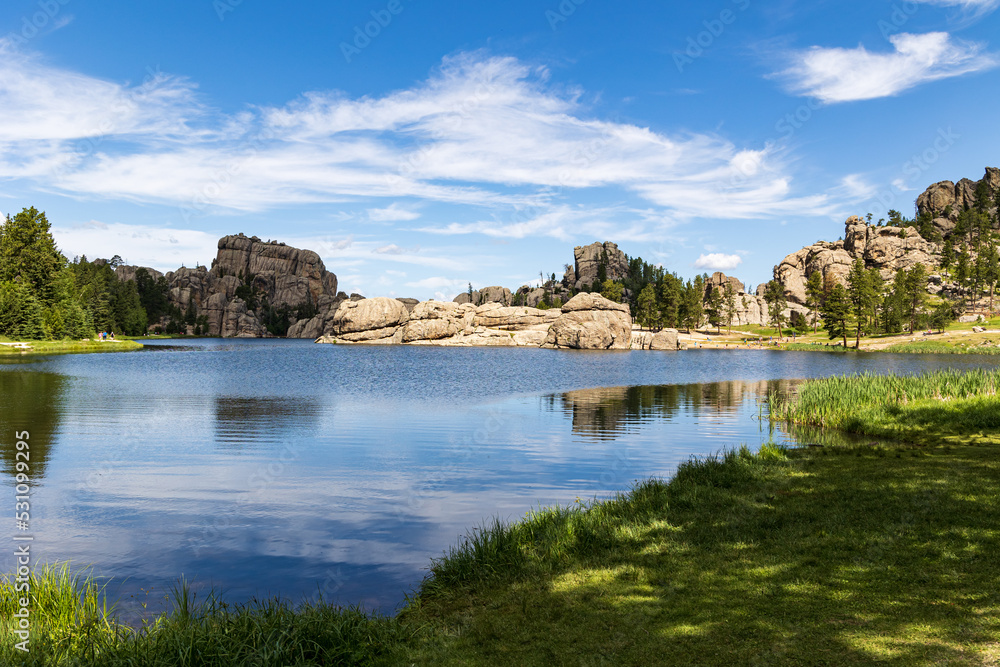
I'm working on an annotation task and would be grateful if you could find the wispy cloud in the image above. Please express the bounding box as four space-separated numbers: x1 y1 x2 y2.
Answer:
0 44 828 232
367 204 420 221
51 221 219 271
911 0 999 13
777 32 997 103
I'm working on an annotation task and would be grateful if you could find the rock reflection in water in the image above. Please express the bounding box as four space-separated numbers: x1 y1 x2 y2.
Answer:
214 397 322 450
550 380 799 440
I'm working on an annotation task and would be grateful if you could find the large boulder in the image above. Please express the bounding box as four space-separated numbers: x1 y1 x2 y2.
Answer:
650 329 680 351
706 272 744 295
328 297 409 342
544 293 632 350
472 303 561 329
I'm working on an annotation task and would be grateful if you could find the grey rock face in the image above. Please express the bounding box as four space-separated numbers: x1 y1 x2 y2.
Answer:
916 167 999 221
568 242 629 291
114 233 341 337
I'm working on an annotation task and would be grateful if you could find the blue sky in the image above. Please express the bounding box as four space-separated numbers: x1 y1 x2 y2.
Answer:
1 0 998 300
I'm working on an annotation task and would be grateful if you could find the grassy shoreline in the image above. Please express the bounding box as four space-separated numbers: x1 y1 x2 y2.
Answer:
4 370 1000 664
0 339 144 356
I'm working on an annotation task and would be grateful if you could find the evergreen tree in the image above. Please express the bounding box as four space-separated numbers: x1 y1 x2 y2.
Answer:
846 259 877 348
722 282 737 333
820 283 852 348
680 278 703 332
0 207 66 307
600 280 624 304
0 281 47 339
636 284 658 330
805 271 824 332
903 264 928 332
705 287 724 334
763 280 786 336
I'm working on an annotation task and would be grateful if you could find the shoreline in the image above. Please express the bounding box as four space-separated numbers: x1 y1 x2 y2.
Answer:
0 339 144 356
4 369 999 663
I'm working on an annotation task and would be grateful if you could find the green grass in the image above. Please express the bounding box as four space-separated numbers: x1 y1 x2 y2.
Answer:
402 440 1000 665
1 566 406 666
883 340 1000 355
0 339 143 356
780 342 849 352
768 369 1000 444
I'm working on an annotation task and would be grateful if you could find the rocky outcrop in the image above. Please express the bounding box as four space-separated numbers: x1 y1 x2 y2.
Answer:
212 235 338 309
453 286 512 306
221 298 264 338
317 293 646 351
916 167 999 222
114 233 342 337
774 216 940 306
567 242 629 291
114 265 163 283
543 293 632 350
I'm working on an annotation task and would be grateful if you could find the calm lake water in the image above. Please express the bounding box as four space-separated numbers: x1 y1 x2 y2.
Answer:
1 339 998 620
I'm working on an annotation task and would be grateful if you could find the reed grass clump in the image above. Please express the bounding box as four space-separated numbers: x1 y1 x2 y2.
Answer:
768 368 1000 441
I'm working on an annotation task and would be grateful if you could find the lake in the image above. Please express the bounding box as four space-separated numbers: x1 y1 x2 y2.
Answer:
1 339 997 621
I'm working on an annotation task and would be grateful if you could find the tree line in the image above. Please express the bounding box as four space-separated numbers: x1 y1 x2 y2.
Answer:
0 207 183 340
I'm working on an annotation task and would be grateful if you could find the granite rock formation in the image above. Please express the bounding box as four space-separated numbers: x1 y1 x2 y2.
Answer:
115 234 341 337
542 293 632 350
774 216 939 306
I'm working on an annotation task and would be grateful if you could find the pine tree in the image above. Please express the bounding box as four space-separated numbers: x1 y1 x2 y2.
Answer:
706 287 724 334
763 280 786 337
636 284 658 331
820 283 852 348
805 271 823 332
846 259 877 348
722 282 737 333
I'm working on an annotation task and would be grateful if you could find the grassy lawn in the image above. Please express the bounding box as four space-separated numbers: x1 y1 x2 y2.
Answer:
0 338 143 356
3 370 1000 665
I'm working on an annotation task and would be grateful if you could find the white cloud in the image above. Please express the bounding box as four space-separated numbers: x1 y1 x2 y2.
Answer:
51 221 220 272
367 204 420 221
0 44 829 231
839 174 878 200
373 244 420 255
694 253 743 271
778 32 997 103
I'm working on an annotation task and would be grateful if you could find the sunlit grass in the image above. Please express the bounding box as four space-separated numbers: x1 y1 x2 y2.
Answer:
0 566 405 666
